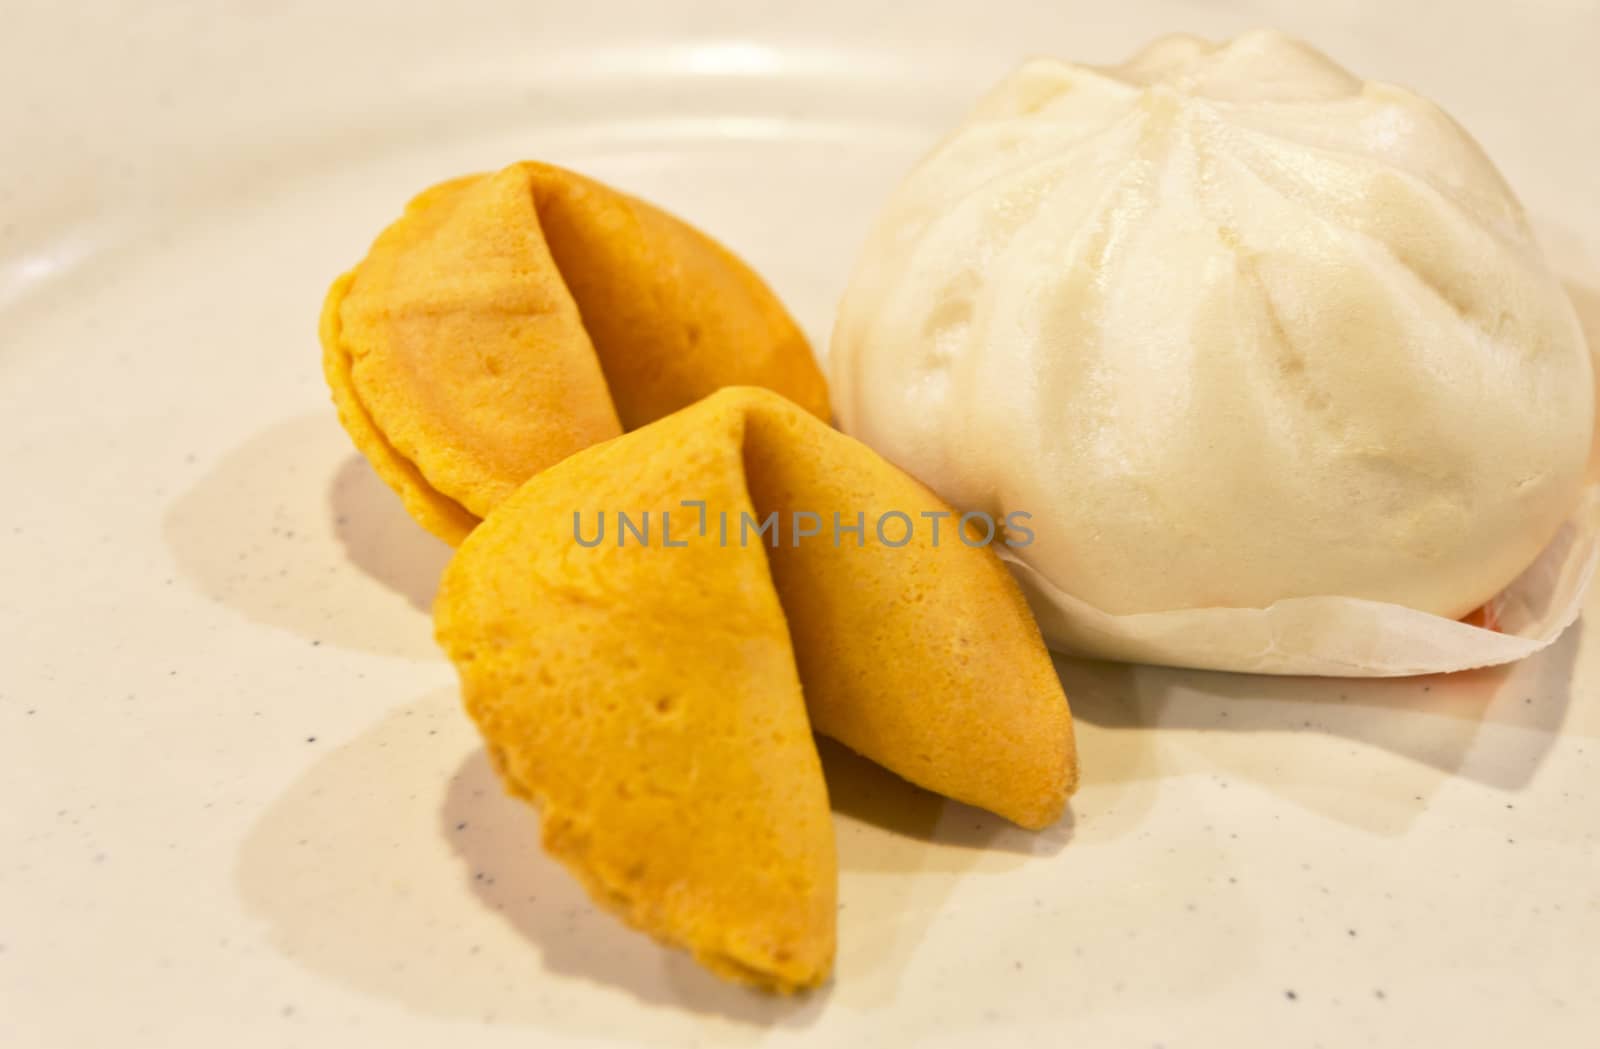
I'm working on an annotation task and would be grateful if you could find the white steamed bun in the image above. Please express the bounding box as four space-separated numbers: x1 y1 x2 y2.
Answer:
831 29 1592 628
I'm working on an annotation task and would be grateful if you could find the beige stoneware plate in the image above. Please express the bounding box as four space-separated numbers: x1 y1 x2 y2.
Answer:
3 1 1597 1046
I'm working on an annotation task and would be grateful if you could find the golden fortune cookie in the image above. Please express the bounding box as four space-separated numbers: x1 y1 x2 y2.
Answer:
321 162 831 544
434 386 1077 991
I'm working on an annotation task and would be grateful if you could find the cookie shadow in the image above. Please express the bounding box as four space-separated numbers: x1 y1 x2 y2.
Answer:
328 451 452 613
440 748 831 1027
815 736 1072 863
439 737 1070 1013
238 690 826 1039
163 413 449 659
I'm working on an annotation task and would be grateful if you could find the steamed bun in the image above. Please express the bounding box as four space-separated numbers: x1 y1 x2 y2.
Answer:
831 30 1593 627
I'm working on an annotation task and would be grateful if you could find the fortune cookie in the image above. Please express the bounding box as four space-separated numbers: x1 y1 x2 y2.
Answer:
435 386 1077 991
322 162 831 544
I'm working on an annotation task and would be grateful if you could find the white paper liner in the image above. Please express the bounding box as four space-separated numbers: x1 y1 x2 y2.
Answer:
1002 485 1600 677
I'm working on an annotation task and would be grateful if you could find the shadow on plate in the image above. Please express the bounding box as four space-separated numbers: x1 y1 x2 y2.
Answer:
163 413 449 659
438 747 833 1026
440 737 1066 1010
238 689 828 1036
328 452 454 612
238 686 1070 1028
814 736 1071 862
1059 618 1584 839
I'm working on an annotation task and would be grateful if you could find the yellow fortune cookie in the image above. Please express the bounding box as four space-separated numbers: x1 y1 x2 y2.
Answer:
435 386 1077 991
321 162 831 545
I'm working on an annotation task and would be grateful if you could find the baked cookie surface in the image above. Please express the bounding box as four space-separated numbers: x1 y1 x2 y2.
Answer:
435 387 1076 990
323 162 830 543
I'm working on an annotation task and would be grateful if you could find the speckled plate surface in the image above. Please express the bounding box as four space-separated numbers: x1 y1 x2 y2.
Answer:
3 2 1599 1047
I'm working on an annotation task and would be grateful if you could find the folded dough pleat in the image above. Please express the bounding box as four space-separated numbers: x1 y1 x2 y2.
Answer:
330 169 623 522
740 399 1078 830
